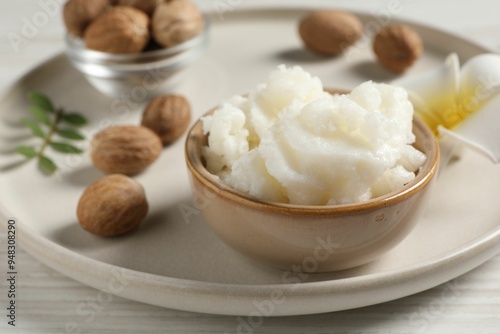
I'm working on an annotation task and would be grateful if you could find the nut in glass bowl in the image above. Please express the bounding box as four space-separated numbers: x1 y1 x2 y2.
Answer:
185 108 440 272
65 16 209 98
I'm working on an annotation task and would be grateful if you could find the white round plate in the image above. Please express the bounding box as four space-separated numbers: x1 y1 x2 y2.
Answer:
0 8 499 316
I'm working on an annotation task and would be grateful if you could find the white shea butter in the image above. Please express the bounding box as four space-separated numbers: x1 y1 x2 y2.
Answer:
202 65 426 205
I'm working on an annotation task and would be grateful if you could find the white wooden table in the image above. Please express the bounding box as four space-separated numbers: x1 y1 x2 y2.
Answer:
1 1 499 333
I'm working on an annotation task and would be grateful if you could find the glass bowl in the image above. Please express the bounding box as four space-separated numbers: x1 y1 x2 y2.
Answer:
65 17 210 98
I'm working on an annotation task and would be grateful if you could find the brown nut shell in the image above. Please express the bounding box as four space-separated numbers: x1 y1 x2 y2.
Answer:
77 174 148 237
141 95 191 145
373 24 423 73
152 0 204 47
91 125 163 175
115 0 162 15
84 6 150 54
299 10 363 56
63 0 110 37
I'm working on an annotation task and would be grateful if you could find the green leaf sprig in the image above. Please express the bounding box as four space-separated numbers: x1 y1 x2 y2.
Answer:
15 92 88 175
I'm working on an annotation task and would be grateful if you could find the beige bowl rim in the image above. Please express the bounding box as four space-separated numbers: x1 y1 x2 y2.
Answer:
185 106 440 216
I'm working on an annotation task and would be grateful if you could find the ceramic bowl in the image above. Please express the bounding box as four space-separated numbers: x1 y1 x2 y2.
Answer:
185 109 440 272
65 17 209 98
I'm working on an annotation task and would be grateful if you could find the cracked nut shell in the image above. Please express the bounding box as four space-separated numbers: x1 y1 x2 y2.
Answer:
141 95 191 145
373 24 423 73
77 174 148 237
91 125 163 175
299 10 363 56
63 0 110 37
84 6 150 54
